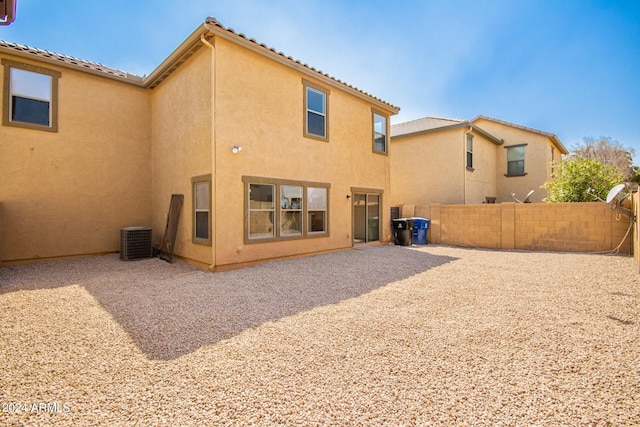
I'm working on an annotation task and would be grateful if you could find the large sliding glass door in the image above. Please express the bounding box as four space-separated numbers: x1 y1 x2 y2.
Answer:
353 192 380 244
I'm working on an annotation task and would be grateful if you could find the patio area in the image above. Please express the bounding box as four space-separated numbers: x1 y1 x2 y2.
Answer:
1 245 638 426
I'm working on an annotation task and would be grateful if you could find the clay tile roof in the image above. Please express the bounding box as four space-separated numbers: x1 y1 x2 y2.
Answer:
472 115 568 154
0 40 140 82
203 17 400 113
391 116 466 137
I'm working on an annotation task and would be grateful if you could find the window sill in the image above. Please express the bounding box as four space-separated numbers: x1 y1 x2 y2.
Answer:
245 233 329 244
504 173 528 177
466 167 475 172
303 133 329 142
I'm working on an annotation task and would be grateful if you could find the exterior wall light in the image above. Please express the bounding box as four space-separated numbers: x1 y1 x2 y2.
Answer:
232 145 242 153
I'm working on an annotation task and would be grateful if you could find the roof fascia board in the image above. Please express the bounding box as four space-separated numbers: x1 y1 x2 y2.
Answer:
470 124 503 146
144 23 211 89
391 122 470 140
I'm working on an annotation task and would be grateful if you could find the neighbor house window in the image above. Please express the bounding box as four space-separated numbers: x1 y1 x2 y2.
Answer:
551 146 556 175
466 133 474 169
192 175 212 245
372 110 388 154
303 79 329 140
2 59 60 132
243 176 330 243
506 144 527 176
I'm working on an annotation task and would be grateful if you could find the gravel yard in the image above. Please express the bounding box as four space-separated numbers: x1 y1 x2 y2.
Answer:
1 245 638 426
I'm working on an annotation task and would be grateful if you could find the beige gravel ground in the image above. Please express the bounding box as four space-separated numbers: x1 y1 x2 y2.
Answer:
0 245 638 426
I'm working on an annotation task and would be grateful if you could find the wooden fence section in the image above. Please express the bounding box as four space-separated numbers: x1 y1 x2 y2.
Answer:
399 202 633 255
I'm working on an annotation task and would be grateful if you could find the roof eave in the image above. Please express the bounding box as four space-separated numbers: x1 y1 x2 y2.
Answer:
391 122 469 140
0 42 144 86
145 17 399 114
473 115 567 153
143 23 211 89
470 124 504 146
391 121 503 145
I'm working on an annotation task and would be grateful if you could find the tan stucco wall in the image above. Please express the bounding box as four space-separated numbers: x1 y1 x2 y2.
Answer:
210 37 393 269
390 128 498 206
150 47 213 266
474 118 557 203
390 129 465 206
0 54 151 263
465 131 498 203
402 202 633 255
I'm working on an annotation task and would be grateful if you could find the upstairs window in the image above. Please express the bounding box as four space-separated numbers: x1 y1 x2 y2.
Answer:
303 79 329 140
373 111 388 154
2 59 60 132
506 144 527 176
466 134 474 169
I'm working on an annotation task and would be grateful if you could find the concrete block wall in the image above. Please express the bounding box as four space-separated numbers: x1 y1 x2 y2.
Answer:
399 201 633 255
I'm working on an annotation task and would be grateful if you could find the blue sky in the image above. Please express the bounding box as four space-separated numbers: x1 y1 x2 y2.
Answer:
3 0 639 160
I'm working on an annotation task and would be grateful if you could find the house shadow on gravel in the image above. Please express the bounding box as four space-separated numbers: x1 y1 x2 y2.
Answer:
0 245 457 360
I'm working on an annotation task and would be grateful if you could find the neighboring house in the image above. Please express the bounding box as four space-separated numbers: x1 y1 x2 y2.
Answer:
390 115 568 206
471 115 568 203
0 17 399 269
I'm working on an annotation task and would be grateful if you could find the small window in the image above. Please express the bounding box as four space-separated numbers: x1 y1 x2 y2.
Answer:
2 59 60 132
192 175 212 245
551 146 556 175
506 145 526 176
373 111 387 154
466 134 474 169
303 80 329 140
249 183 275 239
307 187 327 233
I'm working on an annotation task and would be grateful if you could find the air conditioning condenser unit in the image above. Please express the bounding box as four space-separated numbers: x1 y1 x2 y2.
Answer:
120 227 152 261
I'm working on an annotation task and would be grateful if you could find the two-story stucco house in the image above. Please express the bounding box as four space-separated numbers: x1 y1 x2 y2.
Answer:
0 17 399 269
390 115 568 206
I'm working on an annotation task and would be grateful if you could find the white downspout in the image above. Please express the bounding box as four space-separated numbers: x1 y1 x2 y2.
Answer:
201 35 217 270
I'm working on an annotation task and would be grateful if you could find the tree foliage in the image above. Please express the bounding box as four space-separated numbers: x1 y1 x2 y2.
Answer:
542 158 625 202
569 136 635 181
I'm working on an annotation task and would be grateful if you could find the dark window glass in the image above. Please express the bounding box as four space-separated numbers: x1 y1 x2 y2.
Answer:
195 212 209 239
307 111 325 137
11 96 50 126
508 160 525 175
